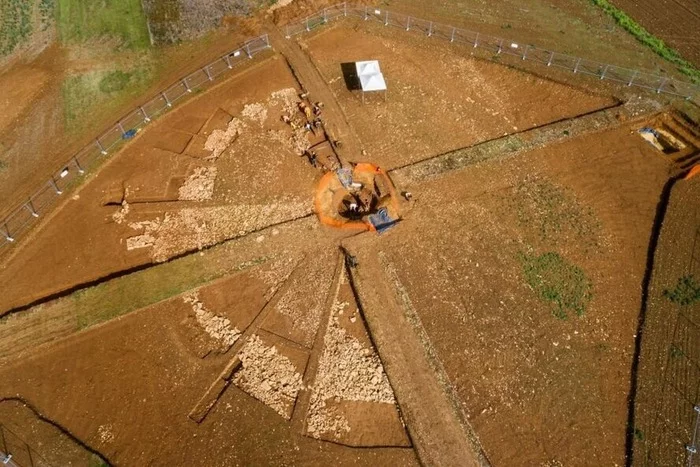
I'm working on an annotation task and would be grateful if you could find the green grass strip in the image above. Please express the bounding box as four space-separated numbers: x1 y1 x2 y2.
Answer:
57 0 150 49
591 0 700 83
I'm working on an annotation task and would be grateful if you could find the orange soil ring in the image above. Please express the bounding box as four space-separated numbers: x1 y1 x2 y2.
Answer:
313 163 400 231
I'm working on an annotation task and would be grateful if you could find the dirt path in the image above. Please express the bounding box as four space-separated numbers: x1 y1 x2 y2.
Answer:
389 97 662 186
266 26 363 162
343 242 489 467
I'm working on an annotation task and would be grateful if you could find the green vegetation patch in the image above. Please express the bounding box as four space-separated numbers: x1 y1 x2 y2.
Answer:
39 0 55 31
591 0 700 83
663 275 700 306
57 0 150 49
511 176 602 250
520 251 593 319
61 67 151 130
74 256 267 330
0 0 33 56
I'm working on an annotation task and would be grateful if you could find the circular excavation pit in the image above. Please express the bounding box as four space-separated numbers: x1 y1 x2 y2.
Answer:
314 162 401 232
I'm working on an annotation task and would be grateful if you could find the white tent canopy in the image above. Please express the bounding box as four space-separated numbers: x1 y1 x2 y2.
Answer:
354 60 387 103
355 60 387 93
359 73 387 92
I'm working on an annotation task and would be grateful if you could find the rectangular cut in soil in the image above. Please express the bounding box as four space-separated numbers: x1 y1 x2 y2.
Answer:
197 273 270 332
123 148 194 203
151 129 195 154
170 114 208 134
184 134 213 159
200 108 234 137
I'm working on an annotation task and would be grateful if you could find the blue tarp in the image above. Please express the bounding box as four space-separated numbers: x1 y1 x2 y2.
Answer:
368 208 398 234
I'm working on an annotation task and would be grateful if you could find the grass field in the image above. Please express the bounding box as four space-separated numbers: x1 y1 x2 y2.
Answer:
591 0 700 83
61 66 153 130
57 0 150 48
0 0 34 56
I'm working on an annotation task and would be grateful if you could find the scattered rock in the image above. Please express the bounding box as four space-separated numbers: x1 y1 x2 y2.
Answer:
183 291 241 349
233 334 305 419
179 166 218 201
112 200 130 224
307 278 396 439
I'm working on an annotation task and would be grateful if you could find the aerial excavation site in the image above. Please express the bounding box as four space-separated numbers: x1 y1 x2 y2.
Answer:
0 0 698 465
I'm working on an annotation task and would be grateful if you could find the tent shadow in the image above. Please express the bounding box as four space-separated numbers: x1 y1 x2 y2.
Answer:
340 62 362 91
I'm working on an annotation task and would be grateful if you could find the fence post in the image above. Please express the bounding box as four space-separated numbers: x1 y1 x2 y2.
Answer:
117 122 126 137
245 43 252 59
49 178 63 195
428 22 433 37
263 34 270 48
286 25 291 38
25 200 39 218
323 8 327 23
627 70 638 86
183 78 192 93
600 65 609 79
385 10 389 26
522 45 529 60
497 38 503 54
140 106 150 122
687 405 700 465
1 224 12 242
95 139 107 155
573 58 581 73
656 77 668 94
473 33 479 48
161 91 172 107
344 2 347 17
224 55 232 69
364 6 368 20
406 16 411 31
204 66 213 81
546 51 554 66
450 27 456 42
73 157 85 174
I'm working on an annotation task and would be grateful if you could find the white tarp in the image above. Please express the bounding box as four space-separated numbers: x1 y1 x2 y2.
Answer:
355 60 387 92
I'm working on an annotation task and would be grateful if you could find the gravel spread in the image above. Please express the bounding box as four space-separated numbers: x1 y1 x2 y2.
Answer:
252 254 302 301
270 88 300 114
233 334 305 419
306 275 396 439
273 251 333 347
178 166 218 201
112 200 130 224
241 102 268 127
125 199 311 262
183 291 241 349
205 118 246 160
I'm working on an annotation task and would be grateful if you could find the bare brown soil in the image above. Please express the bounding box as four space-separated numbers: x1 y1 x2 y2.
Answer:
0 399 102 466
633 175 700 466
0 276 417 465
302 24 617 169
344 120 671 465
610 0 700 66
0 56 317 313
